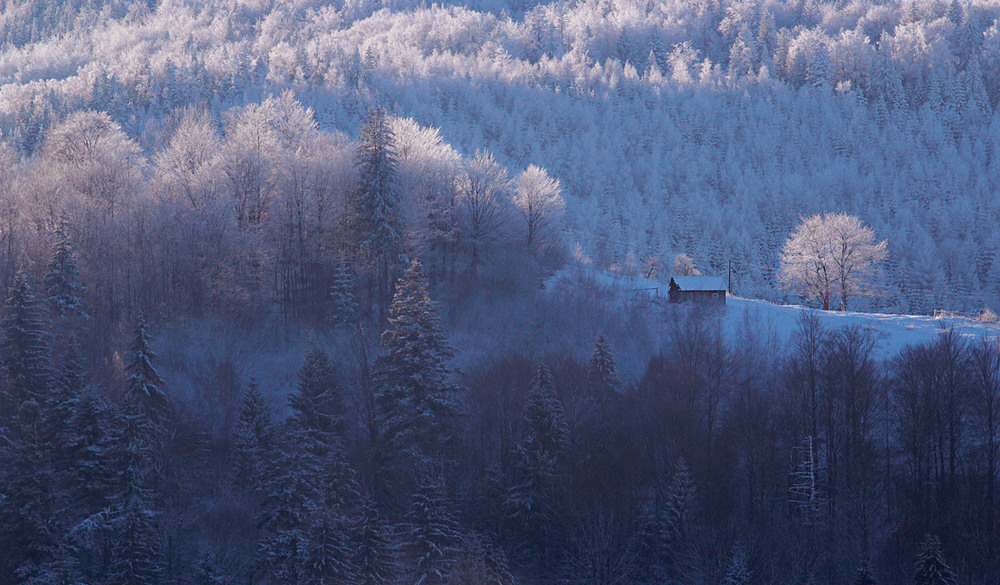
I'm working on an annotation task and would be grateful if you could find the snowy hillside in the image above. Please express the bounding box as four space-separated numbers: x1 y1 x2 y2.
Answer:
548 264 1000 360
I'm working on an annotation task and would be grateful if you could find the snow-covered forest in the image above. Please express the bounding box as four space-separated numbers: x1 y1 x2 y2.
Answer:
2 0 1000 583
0 0 999 311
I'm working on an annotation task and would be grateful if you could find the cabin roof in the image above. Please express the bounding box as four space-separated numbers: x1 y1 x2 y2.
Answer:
669 276 726 292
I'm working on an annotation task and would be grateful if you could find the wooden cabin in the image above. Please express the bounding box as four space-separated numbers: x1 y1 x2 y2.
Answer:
668 276 727 305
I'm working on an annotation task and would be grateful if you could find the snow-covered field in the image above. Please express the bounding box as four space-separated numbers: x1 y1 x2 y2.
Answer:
548 265 1000 360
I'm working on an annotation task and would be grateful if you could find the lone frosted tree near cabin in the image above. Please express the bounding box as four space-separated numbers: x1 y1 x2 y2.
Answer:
779 213 886 311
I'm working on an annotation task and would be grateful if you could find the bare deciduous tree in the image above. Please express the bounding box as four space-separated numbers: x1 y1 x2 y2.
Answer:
780 213 886 311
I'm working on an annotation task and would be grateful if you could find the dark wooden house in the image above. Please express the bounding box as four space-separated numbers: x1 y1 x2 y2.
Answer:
668 276 727 305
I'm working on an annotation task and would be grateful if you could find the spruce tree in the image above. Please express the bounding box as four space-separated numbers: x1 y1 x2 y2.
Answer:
353 106 404 323
375 260 459 470
124 313 166 422
586 334 619 404
405 472 461 585
329 256 358 327
109 494 162 585
43 220 86 319
353 497 396 585
2 271 52 407
914 535 957 585
289 341 344 442
505 363 568 581
231 378 272 490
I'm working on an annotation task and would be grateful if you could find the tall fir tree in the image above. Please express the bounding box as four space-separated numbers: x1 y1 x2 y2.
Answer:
405 472 461 585
353 106 404 323
124 313 166 422
231 378 272 491
914 535 958 585
505 363 568 581
109 494 162 585
43 220 86 320
329 256 358 327
375 260 460 473
2 271 52 408
353 497 396 585
585 334 619 404
289 341 344 442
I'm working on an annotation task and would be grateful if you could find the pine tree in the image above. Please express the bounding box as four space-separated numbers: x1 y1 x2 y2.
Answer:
124 313 165 422
353 106 404 323
405 473 460 585
353 497 397 585
289 341 344 442
329 256 358 327
43 220 86 319
505 363 568 581
375 260 459 469
2 271 52 408
914 535 958 585
586 334 619 408
109 494 162 585
231 378 272 490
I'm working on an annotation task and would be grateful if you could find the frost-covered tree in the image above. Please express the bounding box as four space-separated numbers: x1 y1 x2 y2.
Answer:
329 256 358 327
512 164 563 249
125 313 166 421
109 494 163 585
914 535 957 585
405 472 461 585
353 497 396 585
722 542 751 585
353 106 404 323
375 260 459 470
231 378 272 490
458 150 510 275
289 341 344 442
779 213 887 310
43 220 86 319
672 253 701 276
2 271 51 406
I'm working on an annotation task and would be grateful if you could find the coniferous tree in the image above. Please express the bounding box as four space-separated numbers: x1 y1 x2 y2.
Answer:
329 256 358 327
109 494 162 585
2 271 52 408
353 106 404 323
405 472 461 585
231 378 272 490
375 260 460 473
125 313 166 422
289 341 344 442
505 363 568 581
353 497 397 585
43 220 86 319
914 535 958 585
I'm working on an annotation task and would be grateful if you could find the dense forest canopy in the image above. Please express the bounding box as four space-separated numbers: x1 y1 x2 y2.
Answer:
2 0 1000 584
0 0 999 312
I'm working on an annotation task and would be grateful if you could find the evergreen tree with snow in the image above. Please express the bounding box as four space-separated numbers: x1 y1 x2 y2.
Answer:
914 535 957 585
231 378 272 490
375 260 460 472
352 106 404 324
586 334 619 407
2 270 52 407
353 497 397 585
109 494 162 585
43 220 86 319
329 256 358 327
405 472 461 585
125 313 166 422
289 341 344 442
505 362 568 581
